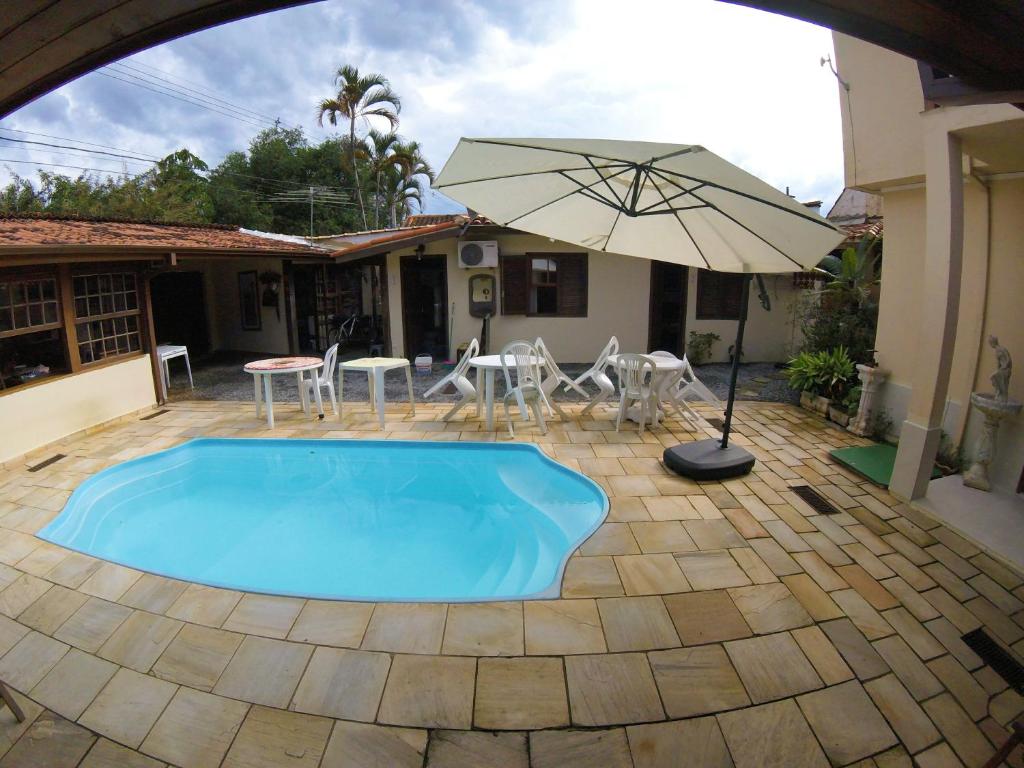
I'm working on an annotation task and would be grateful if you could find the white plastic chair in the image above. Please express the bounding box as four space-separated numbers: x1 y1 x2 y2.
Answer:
423 338 479 421
614 353 658 435
534 337 587 419
572 336 619 415
678 355 724 409
660 354 722 427
302 343 339 415
500 340 548 437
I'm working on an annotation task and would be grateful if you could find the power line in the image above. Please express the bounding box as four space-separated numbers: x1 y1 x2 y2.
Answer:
0 146 153 170
0 127 161 160
106 63 278 127
0 136 155 163
94 71 272 130
0 158 145 177
111 61 282 125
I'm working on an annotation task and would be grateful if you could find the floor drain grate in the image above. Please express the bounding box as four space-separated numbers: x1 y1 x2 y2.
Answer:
962 628 1024 694
790 485 841 515
140 409 169 421
28 454 65 472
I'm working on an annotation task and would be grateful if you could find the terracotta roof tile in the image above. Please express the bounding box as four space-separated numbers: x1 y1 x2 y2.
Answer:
403 213 495 227
0 214 321 254
838 219 883 246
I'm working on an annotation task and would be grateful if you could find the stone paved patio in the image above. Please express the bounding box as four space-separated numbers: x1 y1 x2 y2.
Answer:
0 399 1021 767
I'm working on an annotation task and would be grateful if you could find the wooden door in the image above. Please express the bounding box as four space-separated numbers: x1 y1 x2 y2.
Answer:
647 262 688 357
400 255 448 360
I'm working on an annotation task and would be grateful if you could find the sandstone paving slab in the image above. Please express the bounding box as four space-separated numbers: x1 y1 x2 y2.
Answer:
140 687 249 768
221 705 332 768
319 720 426 768
377 655 476 730
150 622 242 691
796 680 897 765
728 582 813 634
565 653 664 726
290 647 391 722
212 635 312 708
424 730 528 768
79 668 177 749
29 647 117 721
663 590 752 646
287 600 373 647
717 699 829 768
474 656 569 730
597 596 680 651
649 645 750 718
864 673 941 754
528 728 633 768
725 633 823 703
626 717 734 768
441 602 523 656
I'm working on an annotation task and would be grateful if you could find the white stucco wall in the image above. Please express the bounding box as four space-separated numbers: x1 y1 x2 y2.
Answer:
384 233 804 364
0 355 156 464
194 257 291 355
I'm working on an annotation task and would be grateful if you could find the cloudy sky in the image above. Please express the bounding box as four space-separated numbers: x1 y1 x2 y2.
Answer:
0 0 845 215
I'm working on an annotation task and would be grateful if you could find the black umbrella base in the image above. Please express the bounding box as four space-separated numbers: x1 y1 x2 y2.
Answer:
664 439 755 480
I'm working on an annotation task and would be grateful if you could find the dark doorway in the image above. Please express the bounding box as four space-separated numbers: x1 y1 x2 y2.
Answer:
648 262 688 357
401 255 448 360
647 264 688 360
151 271 209 354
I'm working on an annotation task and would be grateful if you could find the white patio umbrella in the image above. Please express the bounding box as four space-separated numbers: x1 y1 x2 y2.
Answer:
435 137 845 479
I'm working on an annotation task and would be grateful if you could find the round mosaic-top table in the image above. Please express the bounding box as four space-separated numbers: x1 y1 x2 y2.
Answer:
244 356 324 429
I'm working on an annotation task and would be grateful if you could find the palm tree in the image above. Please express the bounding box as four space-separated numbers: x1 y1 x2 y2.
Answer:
388 139 434 227
365 129 405 229
316 65 401 229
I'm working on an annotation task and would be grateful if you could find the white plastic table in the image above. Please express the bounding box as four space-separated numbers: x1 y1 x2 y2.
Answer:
469 354 546 431
244 356 324 429
338 357 415 429
156 344 193 400
607 353 684 424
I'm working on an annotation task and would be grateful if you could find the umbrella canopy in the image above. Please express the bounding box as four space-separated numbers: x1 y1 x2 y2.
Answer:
434 137 844 273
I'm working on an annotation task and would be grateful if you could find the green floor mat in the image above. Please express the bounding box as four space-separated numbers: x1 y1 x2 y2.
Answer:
830 443 941 487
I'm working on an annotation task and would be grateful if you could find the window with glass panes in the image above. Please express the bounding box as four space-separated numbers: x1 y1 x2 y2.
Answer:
73 272 142 363
0 276 61 336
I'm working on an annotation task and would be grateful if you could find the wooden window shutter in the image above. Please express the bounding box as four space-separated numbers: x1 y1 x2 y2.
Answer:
501 254 528 315
556 253 588 317
696 270 744 320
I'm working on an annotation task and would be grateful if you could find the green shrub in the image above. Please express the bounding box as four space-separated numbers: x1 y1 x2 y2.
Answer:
818 346 855 400
786 351 825 394
786 346 855 400
687 331 720 365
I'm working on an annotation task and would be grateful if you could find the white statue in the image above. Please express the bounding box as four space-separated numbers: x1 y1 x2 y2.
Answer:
989 335 1011 403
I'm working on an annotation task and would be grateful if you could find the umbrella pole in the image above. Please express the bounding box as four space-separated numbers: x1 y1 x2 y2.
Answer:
719 274 752 450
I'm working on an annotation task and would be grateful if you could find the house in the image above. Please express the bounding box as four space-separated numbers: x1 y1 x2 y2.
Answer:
0 214 327 464
314 212 817 366
832 33 1024 534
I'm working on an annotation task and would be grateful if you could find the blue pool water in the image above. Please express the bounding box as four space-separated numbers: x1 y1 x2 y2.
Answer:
40 438 607 601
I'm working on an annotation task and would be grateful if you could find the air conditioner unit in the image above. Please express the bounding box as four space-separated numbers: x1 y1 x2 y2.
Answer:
458 240 498 269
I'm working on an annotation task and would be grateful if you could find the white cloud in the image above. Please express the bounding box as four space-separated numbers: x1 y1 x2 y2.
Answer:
0 0 844 211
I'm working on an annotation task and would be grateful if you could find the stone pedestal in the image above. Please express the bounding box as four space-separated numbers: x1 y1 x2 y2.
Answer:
963 392 1022 491
849 365 887 437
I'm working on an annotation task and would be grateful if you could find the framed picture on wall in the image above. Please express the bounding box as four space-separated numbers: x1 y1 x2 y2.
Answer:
238 270 261 331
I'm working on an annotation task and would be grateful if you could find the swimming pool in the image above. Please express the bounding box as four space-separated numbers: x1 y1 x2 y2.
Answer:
40 438 608 601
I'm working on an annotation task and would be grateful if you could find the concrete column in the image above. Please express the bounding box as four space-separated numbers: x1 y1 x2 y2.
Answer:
890 128 965 500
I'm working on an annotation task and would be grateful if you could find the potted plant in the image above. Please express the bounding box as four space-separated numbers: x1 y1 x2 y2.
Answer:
830 384 860 428
785 351 824 410
817 346 855 416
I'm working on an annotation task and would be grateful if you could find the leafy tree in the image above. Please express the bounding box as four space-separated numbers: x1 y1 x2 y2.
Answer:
317 65 401 229
801 231 882 364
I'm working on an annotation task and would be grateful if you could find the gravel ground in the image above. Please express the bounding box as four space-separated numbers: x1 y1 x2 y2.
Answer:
165 351 796 405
